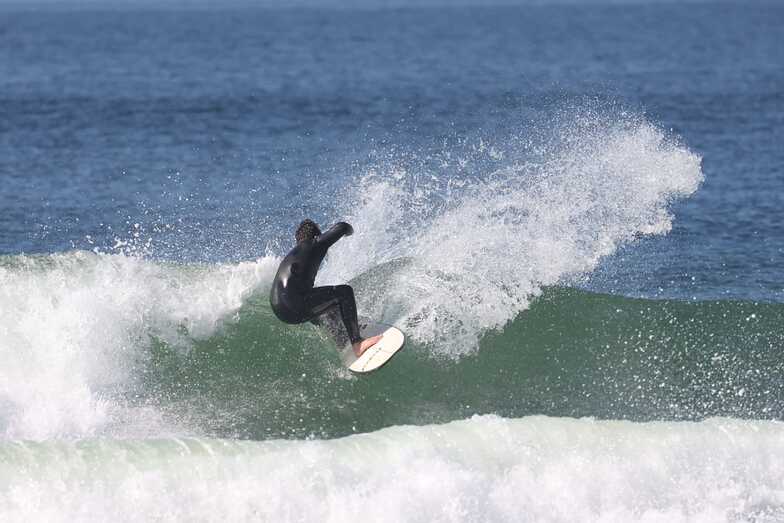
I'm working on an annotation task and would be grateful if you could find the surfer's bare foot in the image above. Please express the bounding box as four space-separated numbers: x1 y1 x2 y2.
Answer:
353 335 383 357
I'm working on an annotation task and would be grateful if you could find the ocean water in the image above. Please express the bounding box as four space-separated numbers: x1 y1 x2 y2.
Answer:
1 1 783 521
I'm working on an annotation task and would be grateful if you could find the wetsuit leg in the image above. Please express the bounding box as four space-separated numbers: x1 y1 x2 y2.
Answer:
304 285 362 344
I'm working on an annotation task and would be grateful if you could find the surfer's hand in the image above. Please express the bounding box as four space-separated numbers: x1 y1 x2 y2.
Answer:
340 222 354 236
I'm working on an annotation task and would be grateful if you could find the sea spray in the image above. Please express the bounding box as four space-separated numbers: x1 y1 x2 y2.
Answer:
320 110 703 355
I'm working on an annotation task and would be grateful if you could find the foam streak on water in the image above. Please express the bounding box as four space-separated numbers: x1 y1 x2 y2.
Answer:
321 112 703 355
2 415 783 523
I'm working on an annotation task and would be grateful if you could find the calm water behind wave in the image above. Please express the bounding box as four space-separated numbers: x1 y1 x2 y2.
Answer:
1 3 782 301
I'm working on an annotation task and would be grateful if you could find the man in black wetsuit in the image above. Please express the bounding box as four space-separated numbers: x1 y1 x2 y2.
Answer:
270 219 382 356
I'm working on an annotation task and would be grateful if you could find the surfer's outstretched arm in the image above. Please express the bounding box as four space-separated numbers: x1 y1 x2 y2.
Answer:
316 222 353 250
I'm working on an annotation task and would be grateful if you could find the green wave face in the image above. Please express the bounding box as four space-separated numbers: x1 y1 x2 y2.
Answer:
138 288 784 440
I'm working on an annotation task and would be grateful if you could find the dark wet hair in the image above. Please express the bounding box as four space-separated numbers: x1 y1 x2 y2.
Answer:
295 219 321 242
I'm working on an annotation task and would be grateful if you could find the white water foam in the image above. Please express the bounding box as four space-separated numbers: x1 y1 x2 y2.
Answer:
320 111 703 355
1 415 782 523
0 252 279 440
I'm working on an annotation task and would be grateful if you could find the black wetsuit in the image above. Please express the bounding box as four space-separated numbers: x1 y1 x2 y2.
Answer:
269 222 362 344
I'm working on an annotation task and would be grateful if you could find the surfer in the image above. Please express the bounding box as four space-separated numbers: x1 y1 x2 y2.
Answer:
270 219 383 356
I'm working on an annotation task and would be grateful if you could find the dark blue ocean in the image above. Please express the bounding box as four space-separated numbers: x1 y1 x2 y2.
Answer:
3 2 782 300
1 2 783 521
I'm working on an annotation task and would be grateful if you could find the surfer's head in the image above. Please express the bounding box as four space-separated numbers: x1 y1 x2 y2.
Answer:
295 219 321 242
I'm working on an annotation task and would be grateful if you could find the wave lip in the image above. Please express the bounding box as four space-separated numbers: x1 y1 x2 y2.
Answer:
1 415 783 523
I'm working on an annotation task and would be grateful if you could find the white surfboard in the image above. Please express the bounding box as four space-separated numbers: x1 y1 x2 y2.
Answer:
340 321 405 373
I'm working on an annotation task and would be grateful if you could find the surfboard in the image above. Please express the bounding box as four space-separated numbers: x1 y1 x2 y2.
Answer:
339 320 405 373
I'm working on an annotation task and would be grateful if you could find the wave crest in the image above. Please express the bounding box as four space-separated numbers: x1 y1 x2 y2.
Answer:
0 252 277 440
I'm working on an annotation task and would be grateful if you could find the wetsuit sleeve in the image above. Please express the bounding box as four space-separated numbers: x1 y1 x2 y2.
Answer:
316 222 353 250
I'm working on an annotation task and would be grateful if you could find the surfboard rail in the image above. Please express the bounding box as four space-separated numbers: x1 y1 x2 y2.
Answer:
340 321 405 373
